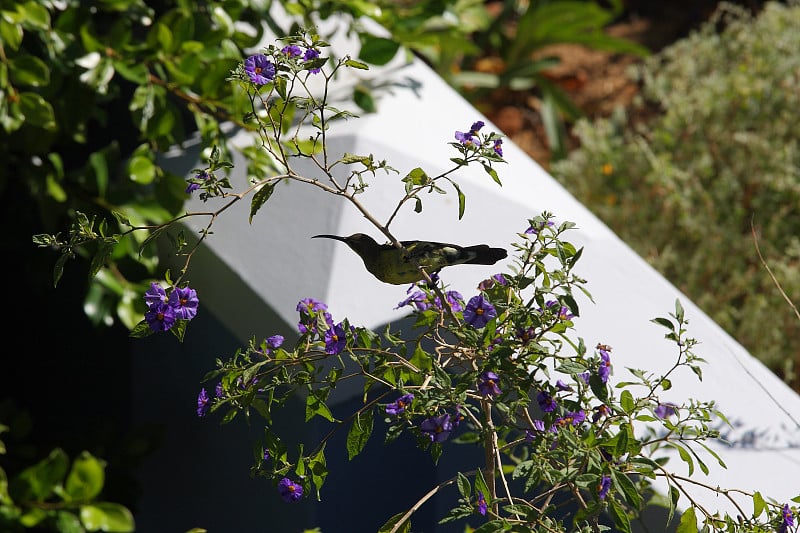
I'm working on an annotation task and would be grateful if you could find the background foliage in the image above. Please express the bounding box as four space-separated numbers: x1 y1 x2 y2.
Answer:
551 1 800 390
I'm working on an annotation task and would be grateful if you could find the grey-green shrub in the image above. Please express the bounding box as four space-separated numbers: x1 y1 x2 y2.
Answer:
551 1 800 387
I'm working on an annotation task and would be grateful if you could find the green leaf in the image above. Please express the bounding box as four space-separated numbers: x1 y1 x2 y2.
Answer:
611 470 641 509
18 92 55 130
482 163 502 186
607 499 632 533
0 18 24 51
13 448 69 501
346 408 373 460
751 491 766 518
9 54 50 87
305 389 335 422
619 389 634 414
452 181 466 219
308 446 328 500
378 511 411 533
249 182 275 223
456 472 470 498
127 155 155 185
676 507 698 533
353 84 376 113
80 502 135 532
358 35 400 65
344 58 369 70
65 451 105 502
402 167 429 186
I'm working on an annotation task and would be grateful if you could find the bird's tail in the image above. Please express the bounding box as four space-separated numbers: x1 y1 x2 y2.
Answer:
462 245 507 265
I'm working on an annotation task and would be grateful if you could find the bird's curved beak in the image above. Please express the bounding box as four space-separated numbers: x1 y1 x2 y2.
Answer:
312 234 346 242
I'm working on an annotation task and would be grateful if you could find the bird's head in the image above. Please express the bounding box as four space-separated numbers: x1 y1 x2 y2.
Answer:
312 233 380 257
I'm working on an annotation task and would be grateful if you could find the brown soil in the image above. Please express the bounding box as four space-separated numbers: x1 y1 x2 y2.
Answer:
479 0 770 169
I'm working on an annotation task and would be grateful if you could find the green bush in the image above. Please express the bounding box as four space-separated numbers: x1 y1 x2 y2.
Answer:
550 1 800 388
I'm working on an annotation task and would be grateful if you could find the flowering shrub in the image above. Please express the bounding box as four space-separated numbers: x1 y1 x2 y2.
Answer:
32 29 799 533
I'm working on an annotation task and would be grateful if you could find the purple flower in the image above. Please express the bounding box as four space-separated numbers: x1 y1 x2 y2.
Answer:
525 220 554 234
478 273 507 291
277 477 303 503
463 295 497 328
185 170 209 193
556 380 572 392
196 388 210 417
145 301 176 332
168 286 199 320
579 371 591 384
455 130 477 147
516 326 535 344
297 297 328 314
554 410 586 428
537 391 557 412
266 334 284 352
396 290 431 311
478 371 501 397
436 290 465 312
597 348 612 383
493 138 503 156
420 413 453 443
281 45 303 57
598 475 612 500
779 504 794 533
244 54 275 85
215 382 225 398
592 404 611 422
470 121 485 134
303 48 322 73
324 321 346 354
452 405 465 427
476 491 487 516
386 393 414 415
654 402 678 419
263 449 270 461
144 282 168 307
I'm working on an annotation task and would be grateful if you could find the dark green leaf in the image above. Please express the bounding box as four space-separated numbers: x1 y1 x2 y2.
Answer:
250 182 276 223
346 408 374 460
358 35 400 65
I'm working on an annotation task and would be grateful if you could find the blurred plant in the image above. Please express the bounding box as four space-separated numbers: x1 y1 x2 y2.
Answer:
0 423 134 532
270 0 649 160
550 1 800 389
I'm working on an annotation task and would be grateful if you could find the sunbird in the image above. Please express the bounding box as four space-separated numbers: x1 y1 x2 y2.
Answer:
312 233 507 285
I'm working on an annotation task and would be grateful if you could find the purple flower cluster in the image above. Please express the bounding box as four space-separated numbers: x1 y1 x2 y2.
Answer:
185 169 210 194
281 45 322 73
396 287 464 313
454 120 504 157
296 297 348 355
144 282 199 332
386 393 414 416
